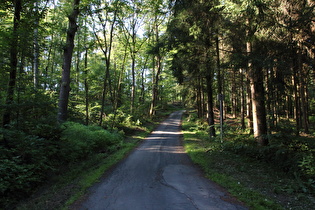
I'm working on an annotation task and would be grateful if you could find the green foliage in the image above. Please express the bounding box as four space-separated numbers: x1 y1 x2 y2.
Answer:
182 114 315 209
0 129 57 208
103 109 141 128
13 110 166 210
184 112 315 196
60 122 124 162
0 120 125 208
222 132 315 182
299 153 315 177
182 122 283 209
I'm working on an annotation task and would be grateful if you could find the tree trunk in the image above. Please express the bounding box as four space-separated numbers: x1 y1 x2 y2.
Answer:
95 10 117 126
292 50 301 136
250 65 268 146
149 21 162 116
215 33 222 95
149 55 162 116
266 66 274 130
206 74 216 137
84 47 89 125
232 68 237 118
246 41 253 134
240 69 246 129
2 0 22 131
33 1 40 89
196 77 203 118
57 0 80 122
130 22 137 114
130 54 136 114
298 45 309 133
115 48 128 110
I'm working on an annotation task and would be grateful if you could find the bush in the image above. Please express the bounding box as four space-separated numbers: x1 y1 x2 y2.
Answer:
0 121 125 208
0 129 57 208
222 132 315 194
102 109 142 129
60 122 124 162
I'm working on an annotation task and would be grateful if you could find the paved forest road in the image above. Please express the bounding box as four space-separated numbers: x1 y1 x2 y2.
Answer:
73 110 247 210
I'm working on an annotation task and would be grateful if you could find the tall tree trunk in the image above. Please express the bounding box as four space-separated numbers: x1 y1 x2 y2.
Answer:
206 73 215 137
33 1 40 89
84 47 89 125
216 33 222 95
250 64 268 146
3 0 22 130
292 50 301 135
196 77 203 118
266 66 274 130
149 54 162 116
130 18 137 114
240 69 246 129
206 53 216 137
115 48 128 110
246 41 254 134
150 21 162 116
130 49 136 114
232 68 237 118
298 45 309 133
98 10 116 126
75 26 81 87
57 0 80 122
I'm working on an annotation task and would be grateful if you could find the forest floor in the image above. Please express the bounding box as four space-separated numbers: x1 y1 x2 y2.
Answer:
14 110 174 210
15 109 315 210
182 111 315 209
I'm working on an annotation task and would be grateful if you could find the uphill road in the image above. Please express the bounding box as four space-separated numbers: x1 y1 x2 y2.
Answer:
72 110 247 210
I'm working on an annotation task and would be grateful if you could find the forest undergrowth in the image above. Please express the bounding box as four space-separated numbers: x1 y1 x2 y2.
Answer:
182 110 315 209
0 107 174 210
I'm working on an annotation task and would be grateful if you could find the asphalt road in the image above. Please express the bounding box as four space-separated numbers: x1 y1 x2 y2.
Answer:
73 110 247 210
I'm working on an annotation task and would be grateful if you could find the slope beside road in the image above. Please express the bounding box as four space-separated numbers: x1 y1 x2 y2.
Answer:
72 110 247 210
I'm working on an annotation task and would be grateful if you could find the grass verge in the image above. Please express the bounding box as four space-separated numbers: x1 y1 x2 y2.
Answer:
182 115 315 210
15 125 156 210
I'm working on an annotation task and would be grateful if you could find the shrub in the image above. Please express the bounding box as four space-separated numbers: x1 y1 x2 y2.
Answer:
0 129 56 208
60 122 124 162
0 121 125 208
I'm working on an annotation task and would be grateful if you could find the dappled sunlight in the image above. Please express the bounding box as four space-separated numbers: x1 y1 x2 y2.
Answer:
138 144 186 154
152 130 182 135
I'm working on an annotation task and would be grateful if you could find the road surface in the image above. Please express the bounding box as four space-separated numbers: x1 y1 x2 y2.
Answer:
73 110 247 210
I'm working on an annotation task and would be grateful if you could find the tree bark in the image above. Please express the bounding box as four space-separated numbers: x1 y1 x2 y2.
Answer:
130 37 136 114
97 10 117 126
298 45 309 133
149 54 161 116
196 77 203 118
215 33 222 95
84 47 89 125
240 69 246 129
246 83 254 133
150 21 162 116
232 68 237 118
2 0 22 132
57 0 80 122
206 74 216 137
250 63 268 146
246 42 254 134
33 1 40 89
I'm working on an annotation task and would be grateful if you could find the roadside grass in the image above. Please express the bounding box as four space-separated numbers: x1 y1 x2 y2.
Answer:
13 105 182 210
15 124 156 210
182 114 315 210
62 142 137 208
